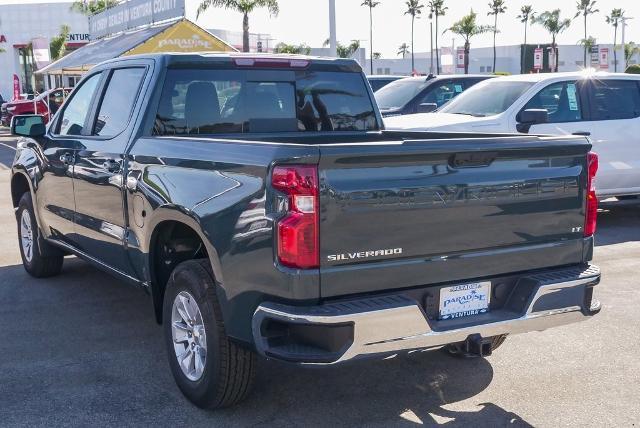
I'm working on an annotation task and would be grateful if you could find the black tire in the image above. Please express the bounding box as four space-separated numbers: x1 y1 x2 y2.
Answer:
163 259 256 409
443 335 507 358
16 192 64 278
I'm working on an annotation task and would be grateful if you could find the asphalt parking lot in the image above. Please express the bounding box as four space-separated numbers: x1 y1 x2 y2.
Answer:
0 129 639 427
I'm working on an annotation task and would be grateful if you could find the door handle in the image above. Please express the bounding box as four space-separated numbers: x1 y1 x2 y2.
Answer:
572 131 591 136
102 159 121 173
59 153 74 165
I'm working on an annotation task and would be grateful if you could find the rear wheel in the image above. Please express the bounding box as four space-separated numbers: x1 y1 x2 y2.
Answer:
163 259 256 409
17 192 63 278
443 335 507 358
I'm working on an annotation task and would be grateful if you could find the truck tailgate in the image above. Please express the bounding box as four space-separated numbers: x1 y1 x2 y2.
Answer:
318 136 591 298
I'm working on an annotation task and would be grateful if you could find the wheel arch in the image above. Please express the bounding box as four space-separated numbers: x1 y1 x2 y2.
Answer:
145 209 224 325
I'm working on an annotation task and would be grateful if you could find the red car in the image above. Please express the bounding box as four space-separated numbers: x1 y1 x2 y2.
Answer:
2 88 71 126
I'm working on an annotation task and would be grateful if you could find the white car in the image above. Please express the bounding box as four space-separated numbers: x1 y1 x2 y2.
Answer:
385 72 640 199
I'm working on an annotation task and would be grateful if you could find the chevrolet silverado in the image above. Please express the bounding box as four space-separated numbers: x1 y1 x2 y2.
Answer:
9 53 601 409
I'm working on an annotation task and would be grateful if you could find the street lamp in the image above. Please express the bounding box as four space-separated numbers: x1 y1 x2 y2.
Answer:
328 0 337 57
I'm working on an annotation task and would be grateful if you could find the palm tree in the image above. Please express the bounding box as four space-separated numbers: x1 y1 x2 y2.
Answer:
398 43 410 58
534 10 572 72
445 10 493 74
428 0 447 74
404 0 424 73
487 0 507 72
197 0 279 52
517 5 535 73
361 0 381 75
625 42 640 70
49 25 71 61
70 0 118 15
605 9 624 72
574 0 599 67
578 36 597 67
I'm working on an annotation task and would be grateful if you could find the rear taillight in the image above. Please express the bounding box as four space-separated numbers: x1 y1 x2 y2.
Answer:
584 152 599 237
272 165 319 269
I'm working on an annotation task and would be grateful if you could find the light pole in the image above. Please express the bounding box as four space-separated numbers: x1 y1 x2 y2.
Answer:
329 0 337 57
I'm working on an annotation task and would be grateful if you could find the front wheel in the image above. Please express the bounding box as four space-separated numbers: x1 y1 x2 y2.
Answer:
17 192 63 278
163 259 256 409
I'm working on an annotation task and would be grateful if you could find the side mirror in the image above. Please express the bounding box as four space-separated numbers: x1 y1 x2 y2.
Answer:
11 114 46 137
518 109 548 125
417 102 438 113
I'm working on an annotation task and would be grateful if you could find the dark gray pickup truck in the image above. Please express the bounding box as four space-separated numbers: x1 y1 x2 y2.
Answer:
9 53 601 409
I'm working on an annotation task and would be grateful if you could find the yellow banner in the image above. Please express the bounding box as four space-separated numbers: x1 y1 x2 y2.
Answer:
126 20 236 56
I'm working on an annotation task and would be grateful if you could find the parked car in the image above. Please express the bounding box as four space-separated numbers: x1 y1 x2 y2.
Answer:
375 74 493 117
2 88 70 126
385 71 640 199
367 75 404 92
10 53 600 409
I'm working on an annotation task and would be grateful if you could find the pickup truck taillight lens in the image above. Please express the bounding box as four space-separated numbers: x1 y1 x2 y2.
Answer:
584 152 599 237
272 165 319 269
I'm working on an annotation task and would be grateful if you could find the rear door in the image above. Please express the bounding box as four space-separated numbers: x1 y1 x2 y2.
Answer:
71 66 147 276
582 79 640 196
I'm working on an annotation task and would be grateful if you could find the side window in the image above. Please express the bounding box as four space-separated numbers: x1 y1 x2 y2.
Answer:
588 80 640 121
94 68 146 137
58 73 101 136
522 81 582 123
421 81 463 107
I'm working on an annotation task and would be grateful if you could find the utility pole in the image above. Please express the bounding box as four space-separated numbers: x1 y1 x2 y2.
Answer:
329 0 337 57
620 16 633 70
429 18 434 74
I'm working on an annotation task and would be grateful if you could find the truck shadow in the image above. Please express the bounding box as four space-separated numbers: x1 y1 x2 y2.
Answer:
0 258 532 427
243 352 533 427
595 200 640 246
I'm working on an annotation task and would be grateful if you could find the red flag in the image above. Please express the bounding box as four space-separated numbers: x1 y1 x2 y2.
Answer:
13 74 20 101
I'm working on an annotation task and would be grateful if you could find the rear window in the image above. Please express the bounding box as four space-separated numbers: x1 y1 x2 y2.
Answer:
588 79 640 121
154 69 378 135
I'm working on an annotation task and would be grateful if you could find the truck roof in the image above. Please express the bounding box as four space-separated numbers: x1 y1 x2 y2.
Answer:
99 52 363 73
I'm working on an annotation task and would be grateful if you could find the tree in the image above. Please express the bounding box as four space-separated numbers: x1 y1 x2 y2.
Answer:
487 0 507 73
605 9 624 72
534 10 572 72
574 0 599 67
404 0 424 73
428 0 447 74
197 0 279 52
273 43 311 55
517 5 535 73
625 42 640 69
71 0 118 15
361 0 381 75
337 40 361 59
445 10 493 74
578 36 597 67
49 25 70 61
398 43 410 58
373 52 382 59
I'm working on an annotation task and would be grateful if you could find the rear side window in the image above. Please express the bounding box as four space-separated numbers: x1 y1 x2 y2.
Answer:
522 81 582 123
58 73 102 136
94 67 146 137
154 68 378 135
588 80 640 121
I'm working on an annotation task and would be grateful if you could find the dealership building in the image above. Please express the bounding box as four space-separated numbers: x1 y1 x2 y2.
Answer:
0 1 90 99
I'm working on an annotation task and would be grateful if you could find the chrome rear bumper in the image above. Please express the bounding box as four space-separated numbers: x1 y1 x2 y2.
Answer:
252 265 600 364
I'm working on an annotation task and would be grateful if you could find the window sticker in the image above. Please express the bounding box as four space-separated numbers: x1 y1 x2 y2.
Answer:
567 83 579 111
454 84 463 93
